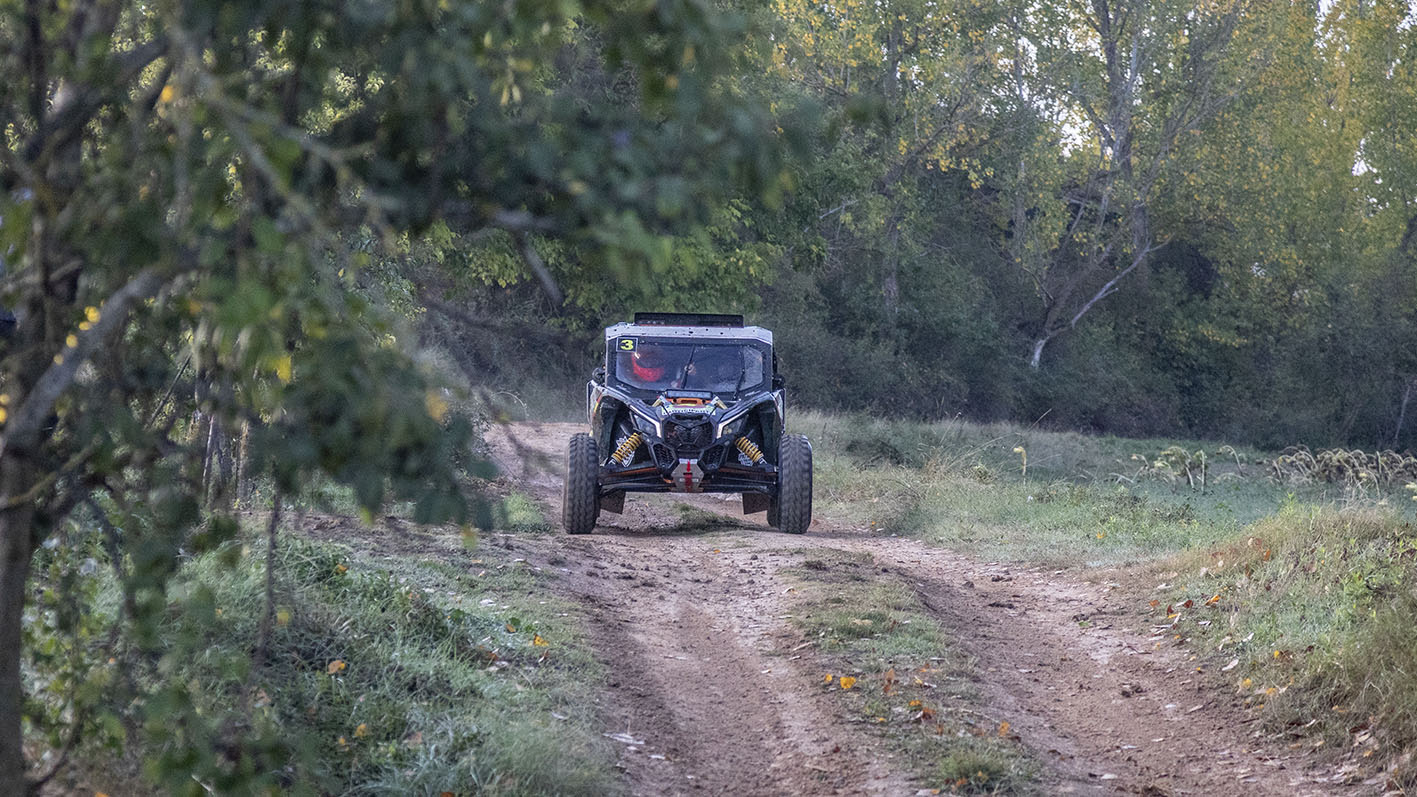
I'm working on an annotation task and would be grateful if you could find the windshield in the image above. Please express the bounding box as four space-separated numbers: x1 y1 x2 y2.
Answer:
611 338 768 394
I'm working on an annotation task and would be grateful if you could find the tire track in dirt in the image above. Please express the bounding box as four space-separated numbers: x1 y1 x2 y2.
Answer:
550 532 907 796
487 422 1366 796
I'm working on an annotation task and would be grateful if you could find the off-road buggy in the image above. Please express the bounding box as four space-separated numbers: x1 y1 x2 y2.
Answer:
562 313 812 535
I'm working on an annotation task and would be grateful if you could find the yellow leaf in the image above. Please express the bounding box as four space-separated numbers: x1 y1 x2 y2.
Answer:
274 354 293 385
276 608 290 626
531 634 549 647
1241 678 1252 688
327 659 347 674
159 85 175 104
66 334 78 349
998 720 1010 737
822 674 834 684
335 563 348 574
0 408 7 425
85 306 100 323
425 390 450 423
505 623 516 633
839 676 857 690
354 723 369 738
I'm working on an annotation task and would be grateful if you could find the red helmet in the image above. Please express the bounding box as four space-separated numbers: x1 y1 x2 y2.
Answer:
631 347 666 382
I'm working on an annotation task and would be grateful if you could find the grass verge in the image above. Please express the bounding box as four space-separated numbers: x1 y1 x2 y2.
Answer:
1145 504 1417 789
35 513 616 796
784 548 1036 795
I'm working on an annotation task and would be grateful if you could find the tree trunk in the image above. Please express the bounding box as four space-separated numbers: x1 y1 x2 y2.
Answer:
1029 337 1048 369
0 457 39 796
1394 378 1415 448
883 214 901 319
235 421 252 507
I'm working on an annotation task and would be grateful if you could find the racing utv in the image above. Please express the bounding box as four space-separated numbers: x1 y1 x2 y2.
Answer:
562 313 812 535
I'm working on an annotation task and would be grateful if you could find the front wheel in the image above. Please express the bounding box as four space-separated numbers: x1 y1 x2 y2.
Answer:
774 434 813 534
563 433 600 534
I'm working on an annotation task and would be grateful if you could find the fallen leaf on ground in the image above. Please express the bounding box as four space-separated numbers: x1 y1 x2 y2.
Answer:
839 676 857 690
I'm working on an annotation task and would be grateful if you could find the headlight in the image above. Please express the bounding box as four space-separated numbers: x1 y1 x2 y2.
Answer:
629 408 662 437
717 413 749 440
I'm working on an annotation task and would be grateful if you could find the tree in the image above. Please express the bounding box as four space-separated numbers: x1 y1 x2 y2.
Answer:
767 0 1007 319
0 0 789 791
1014 0 1269 367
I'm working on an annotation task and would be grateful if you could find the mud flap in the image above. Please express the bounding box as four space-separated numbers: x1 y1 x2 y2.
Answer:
742 492 771 515
599 490 626 514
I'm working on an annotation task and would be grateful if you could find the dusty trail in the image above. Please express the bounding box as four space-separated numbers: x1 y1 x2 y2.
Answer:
487 422 1364 796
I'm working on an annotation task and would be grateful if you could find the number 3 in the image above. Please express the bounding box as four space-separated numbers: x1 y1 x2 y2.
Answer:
619 338 636 351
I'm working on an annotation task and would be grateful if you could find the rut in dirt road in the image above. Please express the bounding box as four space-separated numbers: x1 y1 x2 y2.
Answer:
488 422 1366 797
547 531 908 797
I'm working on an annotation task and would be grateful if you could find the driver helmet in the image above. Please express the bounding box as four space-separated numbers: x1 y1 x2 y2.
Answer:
631 346 667 382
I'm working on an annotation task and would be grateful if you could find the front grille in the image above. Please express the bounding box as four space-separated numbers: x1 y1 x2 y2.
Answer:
665 417 712 452
651 443 675 467
701 444 726 469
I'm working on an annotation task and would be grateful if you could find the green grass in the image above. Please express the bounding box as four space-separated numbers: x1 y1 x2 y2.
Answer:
500 492 553 533
785 549 1036 795
797 410 1410 566
34 521 616 796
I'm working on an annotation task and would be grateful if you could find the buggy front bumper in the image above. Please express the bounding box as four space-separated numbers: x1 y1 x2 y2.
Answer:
599 434 777 495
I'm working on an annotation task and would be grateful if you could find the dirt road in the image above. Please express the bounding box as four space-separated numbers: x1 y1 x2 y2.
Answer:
487 422 1366 796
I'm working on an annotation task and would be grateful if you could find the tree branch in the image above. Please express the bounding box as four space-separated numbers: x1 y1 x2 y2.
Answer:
2 268 168 455
510 232 563 307
251 490 282 675
23 37 169 165
1066 239 1163 330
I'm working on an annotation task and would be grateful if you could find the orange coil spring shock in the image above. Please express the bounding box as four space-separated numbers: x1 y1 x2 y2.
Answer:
611 432 644 465
735 437 766 464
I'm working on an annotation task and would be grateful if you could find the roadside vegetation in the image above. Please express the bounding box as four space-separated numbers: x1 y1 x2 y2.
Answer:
25 491 614 796
801 412 1417 789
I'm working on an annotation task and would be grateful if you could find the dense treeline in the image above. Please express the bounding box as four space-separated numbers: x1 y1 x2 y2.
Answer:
439 0 1417 450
